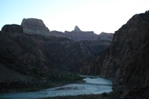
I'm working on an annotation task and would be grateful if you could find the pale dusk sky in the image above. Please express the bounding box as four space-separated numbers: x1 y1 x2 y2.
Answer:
0 0 148 34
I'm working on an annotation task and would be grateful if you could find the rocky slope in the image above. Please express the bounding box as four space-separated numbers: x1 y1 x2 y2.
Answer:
88 11 149 98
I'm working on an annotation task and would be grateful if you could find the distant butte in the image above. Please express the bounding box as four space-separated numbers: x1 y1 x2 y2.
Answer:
21 18 50 34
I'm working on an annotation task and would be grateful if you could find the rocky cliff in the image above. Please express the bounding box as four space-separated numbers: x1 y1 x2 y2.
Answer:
89 11 149 98
0 25 51 74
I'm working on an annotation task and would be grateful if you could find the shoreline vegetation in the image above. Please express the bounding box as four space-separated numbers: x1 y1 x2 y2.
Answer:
0 73 84 93
39 92 113 99
0 74 115 99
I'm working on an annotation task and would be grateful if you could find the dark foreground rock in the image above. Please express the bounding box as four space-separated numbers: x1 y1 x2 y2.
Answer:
87 11 149 98
120 86 149 99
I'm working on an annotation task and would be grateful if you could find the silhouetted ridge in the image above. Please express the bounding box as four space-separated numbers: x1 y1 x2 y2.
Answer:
139 10 149 24
2 24 23 33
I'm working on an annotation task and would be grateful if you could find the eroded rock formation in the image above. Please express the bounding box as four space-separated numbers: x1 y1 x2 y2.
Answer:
65 26 98 41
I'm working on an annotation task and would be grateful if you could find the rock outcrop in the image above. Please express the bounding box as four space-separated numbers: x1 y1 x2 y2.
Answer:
73 26 82 32
88 11 149 98
21 18 50 35
65 26 98 41
97 32 113 41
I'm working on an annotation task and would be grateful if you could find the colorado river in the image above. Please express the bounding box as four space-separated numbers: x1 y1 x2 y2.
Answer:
0 76 112 99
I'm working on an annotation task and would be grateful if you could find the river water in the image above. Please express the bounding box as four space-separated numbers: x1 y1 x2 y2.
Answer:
0 76 112 99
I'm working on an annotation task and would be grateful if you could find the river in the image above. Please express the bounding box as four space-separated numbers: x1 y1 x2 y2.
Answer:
0 76 112 99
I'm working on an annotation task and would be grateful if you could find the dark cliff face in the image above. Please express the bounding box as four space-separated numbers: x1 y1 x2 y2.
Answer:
104 11 149 87
90 11 149 98
0 26 51 75
26 34 111 73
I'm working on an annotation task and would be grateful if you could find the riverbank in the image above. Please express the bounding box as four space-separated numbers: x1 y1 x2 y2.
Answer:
0 73 84 93
0 76 113 99
40 92 113 99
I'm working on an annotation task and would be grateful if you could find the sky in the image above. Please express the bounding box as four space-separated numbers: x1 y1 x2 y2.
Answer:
0 0 148 34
